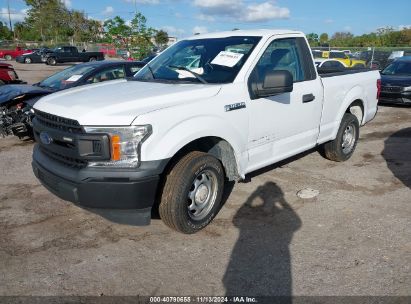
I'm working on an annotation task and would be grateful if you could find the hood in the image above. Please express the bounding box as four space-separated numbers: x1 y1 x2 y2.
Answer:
34 79 221 125
0 84 52 105
381 74 411 87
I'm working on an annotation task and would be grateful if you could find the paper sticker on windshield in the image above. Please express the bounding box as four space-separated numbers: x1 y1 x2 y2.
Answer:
211 51 244 67
65 75 82 82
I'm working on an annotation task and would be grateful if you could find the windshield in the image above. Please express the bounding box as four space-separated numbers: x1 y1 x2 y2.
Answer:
38 64 95 90
134 36 261 84
382 60 411 76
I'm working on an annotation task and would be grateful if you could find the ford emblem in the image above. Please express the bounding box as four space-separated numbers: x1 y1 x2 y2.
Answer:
40 132 53 145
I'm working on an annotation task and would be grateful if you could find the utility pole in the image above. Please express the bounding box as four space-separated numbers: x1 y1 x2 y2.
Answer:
7 0 13 32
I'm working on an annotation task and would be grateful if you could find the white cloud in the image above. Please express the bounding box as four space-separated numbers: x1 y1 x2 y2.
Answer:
161 25 185 36
398 25 411 30
243 2 290 22
324 19 334 24
193 26 208 34
197 14 215 22
0 8 27 23
102 6 114 16
193 0 290 23
343 25 352 32
61 0 72 8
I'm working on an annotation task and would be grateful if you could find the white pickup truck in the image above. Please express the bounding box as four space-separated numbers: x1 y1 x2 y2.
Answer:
32 30 380 234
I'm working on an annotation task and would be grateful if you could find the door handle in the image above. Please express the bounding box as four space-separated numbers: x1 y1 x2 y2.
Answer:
302 93 315 103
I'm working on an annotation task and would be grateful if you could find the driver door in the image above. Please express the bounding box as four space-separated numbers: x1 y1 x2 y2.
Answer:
246 37 324 173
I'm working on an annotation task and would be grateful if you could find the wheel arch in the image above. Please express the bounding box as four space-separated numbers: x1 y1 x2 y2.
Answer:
162 136 241 181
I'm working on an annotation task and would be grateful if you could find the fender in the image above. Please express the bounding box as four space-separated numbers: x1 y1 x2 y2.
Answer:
141 114 248 177
329 85 365 140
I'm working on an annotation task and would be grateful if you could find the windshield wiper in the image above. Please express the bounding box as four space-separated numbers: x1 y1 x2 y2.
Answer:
168 65 208 84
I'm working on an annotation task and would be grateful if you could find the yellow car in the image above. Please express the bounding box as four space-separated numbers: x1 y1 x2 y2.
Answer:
322 51 366 68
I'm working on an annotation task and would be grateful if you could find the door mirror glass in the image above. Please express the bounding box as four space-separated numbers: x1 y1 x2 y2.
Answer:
256 70 293 98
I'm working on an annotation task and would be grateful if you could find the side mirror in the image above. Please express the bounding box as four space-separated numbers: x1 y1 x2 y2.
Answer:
255 70 293 98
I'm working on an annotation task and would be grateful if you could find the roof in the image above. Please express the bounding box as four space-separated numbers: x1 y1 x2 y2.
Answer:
185 29 303 40
396 56 411 61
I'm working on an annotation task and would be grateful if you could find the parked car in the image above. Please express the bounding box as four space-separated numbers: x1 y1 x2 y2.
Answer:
0 46 32 60
314 58 347 73
326 51 367 68
0 60 146 138
379 56 411 105
43 46 104 65
15 48 52 64
0 62 23 85
357 50 391 70
31 29 380 234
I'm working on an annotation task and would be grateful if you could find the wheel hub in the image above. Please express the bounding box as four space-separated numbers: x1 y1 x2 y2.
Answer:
342 124 355 153
195 184 209 204
187 170 218 221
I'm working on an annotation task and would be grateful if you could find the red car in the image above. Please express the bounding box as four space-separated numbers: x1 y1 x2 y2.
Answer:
0 47 32 61
0 63 22 85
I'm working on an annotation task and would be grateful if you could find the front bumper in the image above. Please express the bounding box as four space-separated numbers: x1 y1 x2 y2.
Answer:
32 145 168 225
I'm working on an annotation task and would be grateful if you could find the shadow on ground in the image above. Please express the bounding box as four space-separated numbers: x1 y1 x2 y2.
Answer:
382 127 411 188
223 182 301 300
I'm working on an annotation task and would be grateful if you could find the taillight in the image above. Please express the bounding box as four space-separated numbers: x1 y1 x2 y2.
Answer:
377 79 381 100
7 70 16 80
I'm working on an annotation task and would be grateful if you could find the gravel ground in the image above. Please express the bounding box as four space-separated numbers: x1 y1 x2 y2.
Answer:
0 61 410 298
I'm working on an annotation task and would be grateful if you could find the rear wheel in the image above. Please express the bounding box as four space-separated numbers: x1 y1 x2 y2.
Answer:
322 113 359 162
24 57 32 64
353 63 365 69
0 80 4 86
47 57 56 66
159 151 225 234
4 55 12 61
89 57 96 62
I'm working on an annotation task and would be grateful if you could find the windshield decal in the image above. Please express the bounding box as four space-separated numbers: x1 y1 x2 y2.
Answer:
65 75 83 82
211 51 244 67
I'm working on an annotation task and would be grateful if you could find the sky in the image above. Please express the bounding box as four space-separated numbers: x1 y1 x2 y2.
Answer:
1 0 411 38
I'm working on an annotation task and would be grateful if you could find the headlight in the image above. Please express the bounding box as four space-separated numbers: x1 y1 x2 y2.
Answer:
403 86 411 91
84 125 152 168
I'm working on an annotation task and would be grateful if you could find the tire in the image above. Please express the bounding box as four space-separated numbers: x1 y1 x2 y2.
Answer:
4 55 12 61
159 151 225 234
0 80 4 86
24 57 32 64
322 113 359 162
47 57 57 66
89 57 96 62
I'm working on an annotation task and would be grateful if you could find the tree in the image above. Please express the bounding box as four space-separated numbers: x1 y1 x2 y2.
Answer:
306 33 319 46
319 33 328 44
104 12 155 59
154 30 168 48
0 21 12 40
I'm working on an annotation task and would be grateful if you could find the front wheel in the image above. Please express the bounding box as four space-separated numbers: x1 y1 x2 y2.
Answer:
322 113 359 162
24 57 32 64
89 57 96 62
47 57 56 66
4 55 12 61
159 151 225 234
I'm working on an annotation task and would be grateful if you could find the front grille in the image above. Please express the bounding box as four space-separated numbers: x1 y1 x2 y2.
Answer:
35 110 83 134
40 146 88 169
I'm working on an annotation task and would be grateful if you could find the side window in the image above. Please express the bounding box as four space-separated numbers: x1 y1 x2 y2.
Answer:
322 61 333 68
129 64 144 74
254 38 305 82
86 66 125 84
